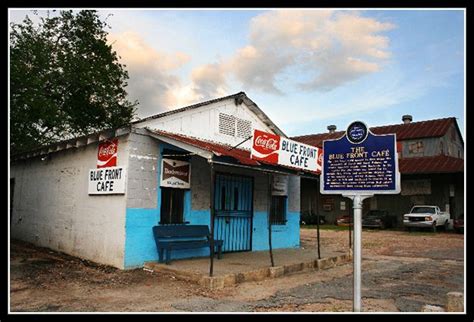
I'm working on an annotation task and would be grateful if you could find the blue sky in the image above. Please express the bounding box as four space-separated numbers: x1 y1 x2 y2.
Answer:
9 9 465 138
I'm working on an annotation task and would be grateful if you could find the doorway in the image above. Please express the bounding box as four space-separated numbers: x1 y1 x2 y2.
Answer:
214 173 253 252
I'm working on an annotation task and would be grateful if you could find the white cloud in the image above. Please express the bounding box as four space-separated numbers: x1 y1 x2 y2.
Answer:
190 63 228 100
189 10 395 95
245 10 395 92
108 31 192 117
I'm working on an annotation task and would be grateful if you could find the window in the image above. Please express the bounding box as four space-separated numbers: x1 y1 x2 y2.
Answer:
408 141 424 154
219 113 236 136
237 118 252 138
270 196 287 225
160 188 185 224
218 112 253 138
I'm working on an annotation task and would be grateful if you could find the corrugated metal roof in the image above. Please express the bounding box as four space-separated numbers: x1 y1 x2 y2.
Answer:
148 129 259 166
292 117 458 148
399 155 464 174
147 129 320 175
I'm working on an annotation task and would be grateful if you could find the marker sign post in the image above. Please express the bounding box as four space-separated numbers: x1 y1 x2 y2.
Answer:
320 121 400 312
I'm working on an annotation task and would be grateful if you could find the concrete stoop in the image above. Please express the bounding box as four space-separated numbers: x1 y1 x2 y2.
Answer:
144 252 352 290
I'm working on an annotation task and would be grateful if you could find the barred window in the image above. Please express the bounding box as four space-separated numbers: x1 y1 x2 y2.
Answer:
270 196 287 225
160 188 185 224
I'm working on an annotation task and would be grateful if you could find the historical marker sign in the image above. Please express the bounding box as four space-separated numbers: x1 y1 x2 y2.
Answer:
320 120 400 312
321 121 400 195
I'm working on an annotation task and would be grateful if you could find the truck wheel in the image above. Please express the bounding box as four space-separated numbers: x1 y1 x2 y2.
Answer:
432 222 437 233
444 220 449 231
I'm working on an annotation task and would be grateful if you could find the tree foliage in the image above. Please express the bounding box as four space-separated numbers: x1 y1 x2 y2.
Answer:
10 10 137 155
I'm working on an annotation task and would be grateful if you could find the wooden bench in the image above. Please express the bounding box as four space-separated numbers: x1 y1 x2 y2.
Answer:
152 225 223 264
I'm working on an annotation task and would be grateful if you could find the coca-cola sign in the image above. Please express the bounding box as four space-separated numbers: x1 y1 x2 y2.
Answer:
97 139 118 168
251 129 322 174
251 129 280 164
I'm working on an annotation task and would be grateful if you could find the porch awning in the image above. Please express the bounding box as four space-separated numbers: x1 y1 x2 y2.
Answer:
143 128 319 178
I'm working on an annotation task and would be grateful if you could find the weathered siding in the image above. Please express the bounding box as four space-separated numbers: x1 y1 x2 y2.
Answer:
400 123 464 159
126 132 159 209
134 97 275 151
10 135 130 269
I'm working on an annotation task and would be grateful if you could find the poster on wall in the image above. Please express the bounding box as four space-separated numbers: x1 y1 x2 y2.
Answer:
272 175 289 196
88 166 126 194
161 158 191 189
97 139 118 168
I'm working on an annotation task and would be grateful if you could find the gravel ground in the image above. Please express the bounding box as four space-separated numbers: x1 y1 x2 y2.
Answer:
9 228 464 313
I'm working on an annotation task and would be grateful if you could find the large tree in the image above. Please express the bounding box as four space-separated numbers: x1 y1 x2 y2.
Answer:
10 10 137 155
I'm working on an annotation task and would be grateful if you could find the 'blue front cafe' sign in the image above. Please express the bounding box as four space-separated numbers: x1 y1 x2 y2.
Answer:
320 121 400 313
320 121 401 195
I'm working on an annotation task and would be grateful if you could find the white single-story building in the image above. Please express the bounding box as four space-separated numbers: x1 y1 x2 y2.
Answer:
10 92 316 269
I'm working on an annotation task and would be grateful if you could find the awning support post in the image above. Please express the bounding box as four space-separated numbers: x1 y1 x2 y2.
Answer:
267 172 275 267
315 197 321 260
209 160 216 277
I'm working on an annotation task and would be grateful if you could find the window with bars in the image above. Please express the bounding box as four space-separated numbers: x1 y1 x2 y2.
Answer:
160 188 185 225
270 196 287 225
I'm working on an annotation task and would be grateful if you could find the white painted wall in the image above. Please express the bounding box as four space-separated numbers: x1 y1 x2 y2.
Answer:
135 98 275 150
10 136 130 269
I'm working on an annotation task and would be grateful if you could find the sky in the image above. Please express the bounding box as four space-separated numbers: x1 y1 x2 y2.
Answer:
9 8 465 139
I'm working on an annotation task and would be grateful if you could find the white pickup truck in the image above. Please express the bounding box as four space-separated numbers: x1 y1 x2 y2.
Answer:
403 205 450 232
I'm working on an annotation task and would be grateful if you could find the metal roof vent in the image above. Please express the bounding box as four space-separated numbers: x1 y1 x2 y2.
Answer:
402 115 413 124
327 125 337 133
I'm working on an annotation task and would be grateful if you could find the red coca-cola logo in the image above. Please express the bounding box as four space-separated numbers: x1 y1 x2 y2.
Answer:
317 149 323 165
255 136 279 151
99 144 117 157
251 129 280 164
97 139 118 168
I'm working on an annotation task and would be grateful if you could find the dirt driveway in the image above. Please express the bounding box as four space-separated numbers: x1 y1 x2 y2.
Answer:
9 228 464 312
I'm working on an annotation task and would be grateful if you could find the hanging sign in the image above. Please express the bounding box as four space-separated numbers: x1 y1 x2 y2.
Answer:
272 175 289 196
320 121 400 195
97 139 118 168
251 129 322 173
160 158 191 189
88 166 126 194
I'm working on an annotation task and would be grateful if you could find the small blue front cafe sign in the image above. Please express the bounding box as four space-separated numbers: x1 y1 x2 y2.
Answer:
320 121 400 195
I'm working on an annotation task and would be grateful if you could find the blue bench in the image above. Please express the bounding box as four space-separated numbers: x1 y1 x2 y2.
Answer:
152 225 223 264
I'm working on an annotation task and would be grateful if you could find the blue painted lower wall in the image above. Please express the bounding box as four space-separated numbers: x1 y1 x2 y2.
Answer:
124 207 300 268
124 206 211 269
252 211 300 251
123 140 300 269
